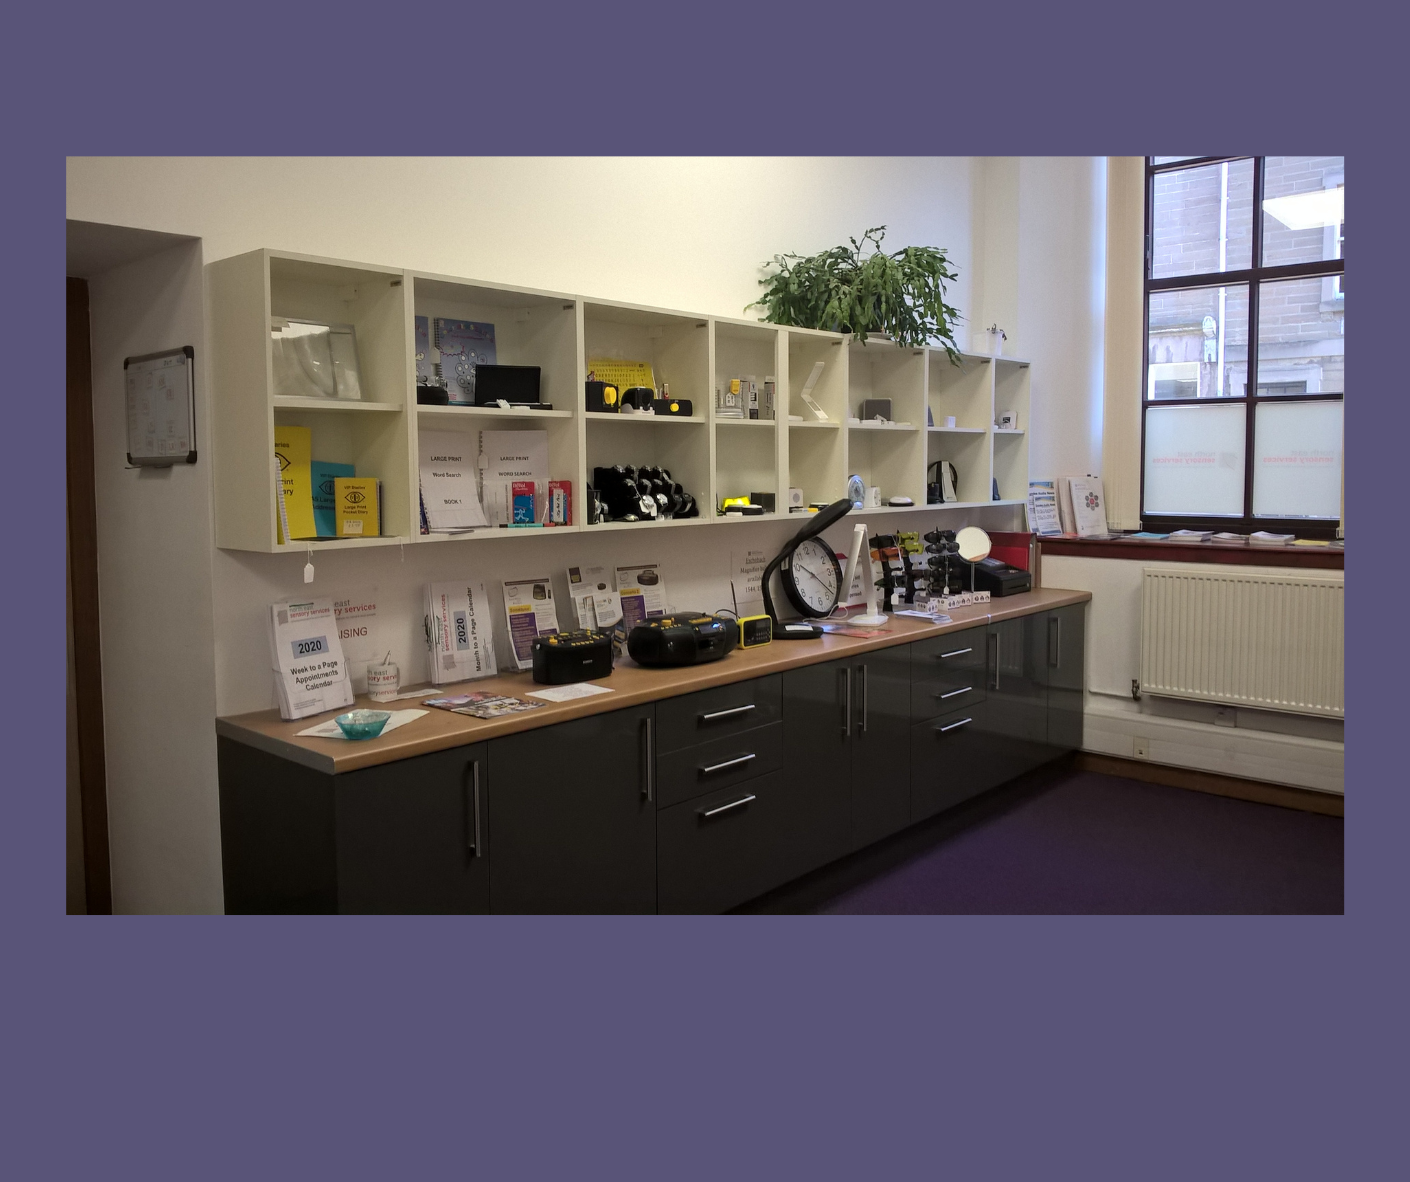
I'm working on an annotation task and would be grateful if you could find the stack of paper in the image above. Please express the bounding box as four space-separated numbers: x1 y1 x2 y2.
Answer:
268 598 354 720
419 430 488 533
1250 531 1295 546
479 430 548 527
1169 529 1214 541
424 581 498 685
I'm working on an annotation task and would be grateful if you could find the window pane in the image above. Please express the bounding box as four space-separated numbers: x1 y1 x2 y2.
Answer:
1143 403 1247 517
1254 277 1344 397
1152 156 1201 164
1252 401 1343 519
1147 285 1248 399
1151 159 1254 279
1262 156 1344 268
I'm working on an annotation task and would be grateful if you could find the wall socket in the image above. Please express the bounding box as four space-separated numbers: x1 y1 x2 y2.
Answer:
1134 737 1150 759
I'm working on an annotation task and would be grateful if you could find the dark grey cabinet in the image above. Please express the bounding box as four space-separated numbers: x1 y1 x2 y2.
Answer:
217 736 489 914
987 615 1051 781
781 645 911 857
218 600 1087 914
336 744 489 914
487 705 656 914
1041 604 1086 753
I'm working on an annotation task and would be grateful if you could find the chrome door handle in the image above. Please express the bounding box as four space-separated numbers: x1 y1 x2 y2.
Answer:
698 794 757 819
989 631 1000 691
935 717 973 734
467 759 483 856
701 704 756 722
841 666 852 738
640 715 654 802
1049 615 1061 667
935 686 972 700
701 753 756 775
859 664 869 733
936 647 973 659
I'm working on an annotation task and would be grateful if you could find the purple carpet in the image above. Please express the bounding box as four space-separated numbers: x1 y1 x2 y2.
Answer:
741 768 1343 915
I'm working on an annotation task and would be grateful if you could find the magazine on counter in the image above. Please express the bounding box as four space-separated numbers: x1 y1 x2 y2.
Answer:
422 692 545 720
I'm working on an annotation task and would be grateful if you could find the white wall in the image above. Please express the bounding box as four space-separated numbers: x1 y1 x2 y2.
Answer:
67 156 1110 911
85 240 223 913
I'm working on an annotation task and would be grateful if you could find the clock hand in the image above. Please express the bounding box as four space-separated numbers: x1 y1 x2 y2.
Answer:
798 564 835 596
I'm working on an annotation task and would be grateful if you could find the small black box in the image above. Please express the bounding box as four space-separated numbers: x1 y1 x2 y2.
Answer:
652 397 693 417
586 381 618 413
473 364 541 406
620 386 655 410
860 397 892 421
532 630 614 684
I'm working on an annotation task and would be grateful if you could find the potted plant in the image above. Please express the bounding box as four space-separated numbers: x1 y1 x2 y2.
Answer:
746 226 963 362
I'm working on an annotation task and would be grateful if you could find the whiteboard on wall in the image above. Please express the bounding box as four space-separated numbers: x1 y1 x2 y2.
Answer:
124 346 196 466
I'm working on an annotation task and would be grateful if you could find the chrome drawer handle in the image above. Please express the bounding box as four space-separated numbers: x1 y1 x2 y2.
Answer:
702 704 755 722
935 647 973 659
936 686 973 700
701 753 757 775
935 717 973 734
699 794 757 818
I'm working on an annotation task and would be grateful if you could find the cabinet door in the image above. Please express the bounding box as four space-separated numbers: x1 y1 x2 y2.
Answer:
780 659 854 877
850 648 912 849
987 617 1050 781
335 744 490 915
1043 605 1086 753
487 706 656 914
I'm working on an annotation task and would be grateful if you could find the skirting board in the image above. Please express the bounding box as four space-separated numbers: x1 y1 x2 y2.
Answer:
1082 694 1344 796
1075 753 1343 817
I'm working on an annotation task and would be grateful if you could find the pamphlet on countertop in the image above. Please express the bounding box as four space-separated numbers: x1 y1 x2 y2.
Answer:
616 564 668 631
567 564 622 630
1027 481 1062 536
296 709 428 740
424 580 497 685
502 577 560 670
423 692 544 720
527 682 615 703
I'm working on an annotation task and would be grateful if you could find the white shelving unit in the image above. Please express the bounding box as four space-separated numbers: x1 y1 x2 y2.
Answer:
208 248 1034 552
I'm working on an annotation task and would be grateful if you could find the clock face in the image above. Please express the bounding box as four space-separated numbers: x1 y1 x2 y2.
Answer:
782 537 843 618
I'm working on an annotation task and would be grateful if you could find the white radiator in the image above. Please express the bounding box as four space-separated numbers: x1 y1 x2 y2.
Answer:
1140 565 1344 718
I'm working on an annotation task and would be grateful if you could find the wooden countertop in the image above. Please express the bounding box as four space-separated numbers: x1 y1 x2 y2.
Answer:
216 587 1091 775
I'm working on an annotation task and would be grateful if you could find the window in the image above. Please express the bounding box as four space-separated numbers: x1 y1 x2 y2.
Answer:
1141 156 1344 534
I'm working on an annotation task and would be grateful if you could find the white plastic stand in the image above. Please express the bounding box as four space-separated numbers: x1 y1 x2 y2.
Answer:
841 522 888 626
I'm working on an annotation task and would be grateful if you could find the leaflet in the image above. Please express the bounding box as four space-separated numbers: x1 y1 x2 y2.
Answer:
423 693 544 720
566 564 622 630
268 597 354 720
616 564 668 631
419 429 488 532
424 580 497 685
502 577 561 671
1027 480 1062 536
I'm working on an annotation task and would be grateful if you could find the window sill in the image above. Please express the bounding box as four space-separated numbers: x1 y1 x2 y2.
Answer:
1039 535 1344 569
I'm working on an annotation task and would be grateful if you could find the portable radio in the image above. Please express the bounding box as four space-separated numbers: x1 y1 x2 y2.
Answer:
627 613 739 667
531 629 614 684
737 614 773 648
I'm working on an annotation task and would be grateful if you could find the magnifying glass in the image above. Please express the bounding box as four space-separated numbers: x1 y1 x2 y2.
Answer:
956 526 991 592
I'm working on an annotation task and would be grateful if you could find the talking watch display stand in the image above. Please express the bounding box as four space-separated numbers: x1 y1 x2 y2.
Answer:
761 498 853 639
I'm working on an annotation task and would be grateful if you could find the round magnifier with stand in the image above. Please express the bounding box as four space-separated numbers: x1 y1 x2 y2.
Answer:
955 526 991 590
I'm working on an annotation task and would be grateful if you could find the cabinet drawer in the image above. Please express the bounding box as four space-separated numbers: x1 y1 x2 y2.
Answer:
657 770 802 913
909 700 1008 822
911 626 988 714
656 722 782 810
655 675 783 754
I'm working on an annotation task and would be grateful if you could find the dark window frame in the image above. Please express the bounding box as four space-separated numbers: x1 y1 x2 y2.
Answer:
1140 156 1345 537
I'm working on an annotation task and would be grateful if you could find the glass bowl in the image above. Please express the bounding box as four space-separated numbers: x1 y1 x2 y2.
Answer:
335 709 392 740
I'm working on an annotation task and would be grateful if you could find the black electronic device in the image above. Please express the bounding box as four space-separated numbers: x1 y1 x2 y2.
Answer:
627 613 739 667
972 556 1033 596
416 382 450 405
620 386 655 411
652 397 693 417
585 380 619 413
532 630 615 684
473 364 542 406
860 397 892 422
760 497 853 638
